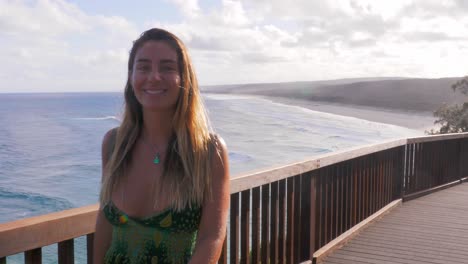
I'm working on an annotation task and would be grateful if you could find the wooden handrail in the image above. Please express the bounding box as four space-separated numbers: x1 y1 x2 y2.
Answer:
0 204 98 257
231 138 407 193
407 132 468 144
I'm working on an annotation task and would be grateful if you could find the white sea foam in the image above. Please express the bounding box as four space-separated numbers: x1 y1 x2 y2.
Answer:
72 116 120 121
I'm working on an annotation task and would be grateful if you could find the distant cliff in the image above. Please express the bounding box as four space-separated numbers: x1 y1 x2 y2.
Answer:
202 77 465 112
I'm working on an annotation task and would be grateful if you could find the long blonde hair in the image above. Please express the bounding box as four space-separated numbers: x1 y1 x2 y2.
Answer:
100 28 217 211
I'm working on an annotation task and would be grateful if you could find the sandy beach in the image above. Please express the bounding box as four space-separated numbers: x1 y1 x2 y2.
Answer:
202 78 452 132
259 96 437 131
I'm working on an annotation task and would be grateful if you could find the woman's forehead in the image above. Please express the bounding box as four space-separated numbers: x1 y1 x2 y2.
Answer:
135 40 178 61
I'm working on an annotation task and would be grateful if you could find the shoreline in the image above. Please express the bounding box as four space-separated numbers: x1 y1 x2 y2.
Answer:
256 95 437 131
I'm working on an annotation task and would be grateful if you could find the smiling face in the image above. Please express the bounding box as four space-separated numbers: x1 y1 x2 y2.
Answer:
130 40 181 112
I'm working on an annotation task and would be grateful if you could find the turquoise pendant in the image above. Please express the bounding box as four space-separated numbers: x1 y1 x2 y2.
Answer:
153 154 160 164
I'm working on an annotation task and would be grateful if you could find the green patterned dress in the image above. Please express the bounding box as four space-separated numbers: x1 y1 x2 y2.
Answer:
103 201 202 264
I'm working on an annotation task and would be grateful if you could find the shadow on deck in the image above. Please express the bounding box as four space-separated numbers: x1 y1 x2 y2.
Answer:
320 183 468 264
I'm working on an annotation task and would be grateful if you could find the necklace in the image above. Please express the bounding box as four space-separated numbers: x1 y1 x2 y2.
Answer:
153 152 161 164
141 135 162 165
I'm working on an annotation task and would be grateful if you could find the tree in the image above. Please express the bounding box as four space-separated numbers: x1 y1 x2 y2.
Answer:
427 77 468 134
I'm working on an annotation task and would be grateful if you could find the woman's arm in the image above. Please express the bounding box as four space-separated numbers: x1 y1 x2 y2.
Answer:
93 209 112 263
93 129 116 263
189 137 230 264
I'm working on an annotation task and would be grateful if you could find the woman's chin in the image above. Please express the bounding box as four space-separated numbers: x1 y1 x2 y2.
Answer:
141 103 177 114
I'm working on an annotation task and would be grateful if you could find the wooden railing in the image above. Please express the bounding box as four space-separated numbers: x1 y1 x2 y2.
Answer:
1 133 467 263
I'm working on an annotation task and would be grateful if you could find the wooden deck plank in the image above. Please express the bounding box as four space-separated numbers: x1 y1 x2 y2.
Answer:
331 249 453 264
321 183 468 264
347 240 468 262
352 232 468 253
341 241 468 263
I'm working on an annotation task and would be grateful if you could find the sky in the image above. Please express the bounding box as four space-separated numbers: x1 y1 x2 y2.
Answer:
1 0 468 93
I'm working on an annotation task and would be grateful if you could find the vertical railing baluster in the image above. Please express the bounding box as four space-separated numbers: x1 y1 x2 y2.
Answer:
311 173 318 257
293 175 301 263
87 234 94 264
25 248 41 264
261 184 270 264
399 145 404 197
356 158 362 223
241 190 251 264
351 160 357 228
359 157 365 221
315 172 322 251
230 193 240 264
388 149 393 202
330 166 336 241
363 156 368 219
368 155 373 214
344 161 350 232
251 187 261 264
58 239 74 264
270 181 279 263
407 143 413 194
299 173 311 260
278 179 286 263
463 139 466 180
427 142 443 185
411 143 416 192
444 140 449 183
378 152 383 210
415 143 421 192
336 165 346 236
323 168 329 246
369 155 375 214
286 177 294 264
459 139 465 181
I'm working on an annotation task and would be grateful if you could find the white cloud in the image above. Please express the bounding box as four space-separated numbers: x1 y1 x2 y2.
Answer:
0 0 89 36
218 0 250 26
0 0 140 92
168 0 201 18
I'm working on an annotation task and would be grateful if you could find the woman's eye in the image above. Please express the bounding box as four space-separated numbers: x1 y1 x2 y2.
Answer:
137 65 150 72
161 66 176 72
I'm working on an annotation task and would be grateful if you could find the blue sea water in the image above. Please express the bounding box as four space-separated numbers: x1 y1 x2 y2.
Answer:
0 92 423 263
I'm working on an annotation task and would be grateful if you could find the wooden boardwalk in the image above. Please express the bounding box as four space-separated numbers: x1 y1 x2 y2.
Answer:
321 183 468 264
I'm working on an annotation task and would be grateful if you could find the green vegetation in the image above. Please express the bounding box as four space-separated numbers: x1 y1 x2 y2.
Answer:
427 77 468 134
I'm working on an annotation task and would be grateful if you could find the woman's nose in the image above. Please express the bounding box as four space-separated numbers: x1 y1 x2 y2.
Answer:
148 69 162 81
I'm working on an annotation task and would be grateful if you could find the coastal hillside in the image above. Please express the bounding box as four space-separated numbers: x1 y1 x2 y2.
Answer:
202 77 465 112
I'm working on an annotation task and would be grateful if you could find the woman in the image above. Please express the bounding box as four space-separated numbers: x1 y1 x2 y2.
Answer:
93 28 230 264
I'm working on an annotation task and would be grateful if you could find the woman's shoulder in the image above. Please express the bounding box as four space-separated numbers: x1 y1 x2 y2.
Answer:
103 127 119 143
209 133 227 151
102 127 119 162
208 133 229 178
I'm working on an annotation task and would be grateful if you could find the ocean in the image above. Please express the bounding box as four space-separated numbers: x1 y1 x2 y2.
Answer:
0 92 424 263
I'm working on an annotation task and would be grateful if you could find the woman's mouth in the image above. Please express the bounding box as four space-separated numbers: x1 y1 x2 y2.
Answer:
144 89 166 95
